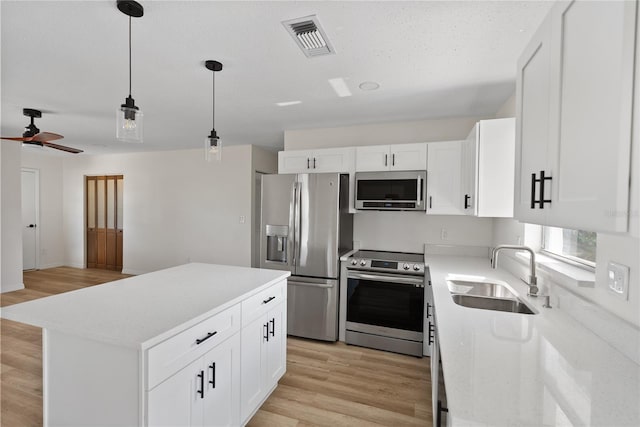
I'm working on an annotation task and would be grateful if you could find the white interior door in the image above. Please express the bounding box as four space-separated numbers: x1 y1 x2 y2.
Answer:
21 168 39 270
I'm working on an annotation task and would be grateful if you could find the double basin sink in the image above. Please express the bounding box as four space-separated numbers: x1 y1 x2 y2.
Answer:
447 278 536 315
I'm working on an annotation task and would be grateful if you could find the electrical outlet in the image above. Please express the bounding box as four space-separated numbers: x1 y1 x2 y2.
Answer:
607 261 630 300
441 228 448 240
239 215 246 224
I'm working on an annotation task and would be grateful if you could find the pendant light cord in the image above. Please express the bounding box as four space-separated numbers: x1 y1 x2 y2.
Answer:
129 16 132 97
211 70 216 130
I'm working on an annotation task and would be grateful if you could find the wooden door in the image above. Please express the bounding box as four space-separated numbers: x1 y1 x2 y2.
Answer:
86 175 123 271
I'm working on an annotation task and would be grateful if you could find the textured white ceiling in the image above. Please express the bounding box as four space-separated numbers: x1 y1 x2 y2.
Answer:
1 1 552 155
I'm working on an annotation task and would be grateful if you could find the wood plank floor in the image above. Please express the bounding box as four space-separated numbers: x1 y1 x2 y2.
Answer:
1 267 432 426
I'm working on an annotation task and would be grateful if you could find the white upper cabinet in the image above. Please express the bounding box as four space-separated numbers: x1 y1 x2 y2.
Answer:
426 141 465 215
278 148 354 174
463 118 515 217
355 143 427 172
515 0 636 233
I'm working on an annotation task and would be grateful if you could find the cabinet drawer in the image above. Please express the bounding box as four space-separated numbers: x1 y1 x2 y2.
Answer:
147 303 241 390
241 280 286 326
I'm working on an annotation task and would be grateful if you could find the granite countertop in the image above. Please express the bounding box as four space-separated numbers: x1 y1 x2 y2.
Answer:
427 255 640 426
1 263 290 350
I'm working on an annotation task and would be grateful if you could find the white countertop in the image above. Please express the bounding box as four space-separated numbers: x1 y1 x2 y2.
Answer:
1 263 290 350
427 255 640 427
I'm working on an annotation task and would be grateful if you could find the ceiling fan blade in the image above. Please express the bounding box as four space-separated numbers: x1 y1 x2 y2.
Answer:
32 132 64 142
42 141 83 154
1 136 34 141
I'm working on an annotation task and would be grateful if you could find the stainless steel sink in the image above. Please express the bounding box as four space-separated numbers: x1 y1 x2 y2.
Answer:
447 280 517 299
451 294 535 315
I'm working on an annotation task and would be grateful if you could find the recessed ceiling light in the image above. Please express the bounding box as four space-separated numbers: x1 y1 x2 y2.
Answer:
359 81 380 91
328 78 352 97
276 101 302 107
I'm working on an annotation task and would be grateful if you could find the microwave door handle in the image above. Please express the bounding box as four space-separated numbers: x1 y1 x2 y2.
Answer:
417 175 422 205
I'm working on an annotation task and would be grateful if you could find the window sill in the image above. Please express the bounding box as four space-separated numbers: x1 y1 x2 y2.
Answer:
515 251 596 288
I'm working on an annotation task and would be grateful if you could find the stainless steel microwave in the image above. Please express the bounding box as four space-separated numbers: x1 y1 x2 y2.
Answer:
355 170 427 211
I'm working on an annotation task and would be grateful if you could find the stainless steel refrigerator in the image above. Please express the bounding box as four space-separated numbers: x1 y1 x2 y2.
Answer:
260 173 353 341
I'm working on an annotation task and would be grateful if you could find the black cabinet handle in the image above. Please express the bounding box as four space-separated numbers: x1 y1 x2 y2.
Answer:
531 171 552 209
307 158 310 169
538 170 552 209
195 331 218 345
384 154 388 166
464 194 470 209
429 196 432 209
426 302 431 319
197 371 204 399
262 296 276 305
270 318 275 337
264 323 269 342
530 172 537 209
313 157 316 169
392 153 395 166
209 362 216 388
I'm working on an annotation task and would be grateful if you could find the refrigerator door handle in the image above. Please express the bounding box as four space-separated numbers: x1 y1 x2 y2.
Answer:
290 181 297 268
288 280 334 289
293 181 302 270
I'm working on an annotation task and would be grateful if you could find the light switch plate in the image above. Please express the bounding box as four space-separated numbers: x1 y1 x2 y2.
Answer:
607 261 630 300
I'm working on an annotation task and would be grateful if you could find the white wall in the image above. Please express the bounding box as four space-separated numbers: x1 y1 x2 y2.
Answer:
284 116 496 253
21 150 65 269
284 116 488 150
62 146 255 275
1 141 23 292
355 212 493 253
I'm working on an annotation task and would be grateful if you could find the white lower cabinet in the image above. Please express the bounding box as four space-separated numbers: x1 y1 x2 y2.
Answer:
147 333 240 427
240 300 286 424
145 280 287 427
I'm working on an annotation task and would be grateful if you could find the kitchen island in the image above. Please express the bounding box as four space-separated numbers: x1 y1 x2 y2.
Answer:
1 263 290 426
427 251 640 426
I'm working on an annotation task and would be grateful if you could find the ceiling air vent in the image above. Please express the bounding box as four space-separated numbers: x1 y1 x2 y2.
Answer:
282 15 335 58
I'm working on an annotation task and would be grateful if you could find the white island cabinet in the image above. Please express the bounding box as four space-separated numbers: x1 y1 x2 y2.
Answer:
1 263 290 427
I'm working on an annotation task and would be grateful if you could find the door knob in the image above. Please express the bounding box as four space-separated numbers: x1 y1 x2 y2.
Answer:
27 224 36 228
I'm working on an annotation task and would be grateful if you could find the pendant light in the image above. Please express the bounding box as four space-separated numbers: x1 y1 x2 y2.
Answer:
204 60 223 162
116 0 144 143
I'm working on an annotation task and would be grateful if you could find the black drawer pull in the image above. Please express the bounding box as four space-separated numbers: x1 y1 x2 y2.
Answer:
464 194 470 209
262 296 276 305
426 302 431 319
530 172 537 209
270 318 275 337
264 323 269 342
428 322 435 345
197 371 204 399
195 331 218 345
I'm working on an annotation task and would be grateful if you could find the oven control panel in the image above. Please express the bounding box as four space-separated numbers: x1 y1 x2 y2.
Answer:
348 258 424 274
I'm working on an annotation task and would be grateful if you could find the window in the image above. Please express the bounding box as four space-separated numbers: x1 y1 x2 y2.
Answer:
542 226 597 267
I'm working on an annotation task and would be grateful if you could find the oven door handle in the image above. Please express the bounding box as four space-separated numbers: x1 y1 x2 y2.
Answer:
347 271 424 286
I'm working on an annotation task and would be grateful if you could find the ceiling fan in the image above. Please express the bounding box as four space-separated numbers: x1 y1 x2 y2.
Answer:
1 108 83 154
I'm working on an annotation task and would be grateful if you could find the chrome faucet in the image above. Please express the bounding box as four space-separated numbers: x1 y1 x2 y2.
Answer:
491 245 539 296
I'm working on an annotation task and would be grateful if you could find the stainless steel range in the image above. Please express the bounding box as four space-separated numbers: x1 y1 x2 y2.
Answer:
345 250 425 357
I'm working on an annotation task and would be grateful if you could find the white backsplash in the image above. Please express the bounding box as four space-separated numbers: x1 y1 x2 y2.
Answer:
353 211 494 253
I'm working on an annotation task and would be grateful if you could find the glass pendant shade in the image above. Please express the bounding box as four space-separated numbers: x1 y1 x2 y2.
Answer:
204 131 222 162
116 101 143 143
